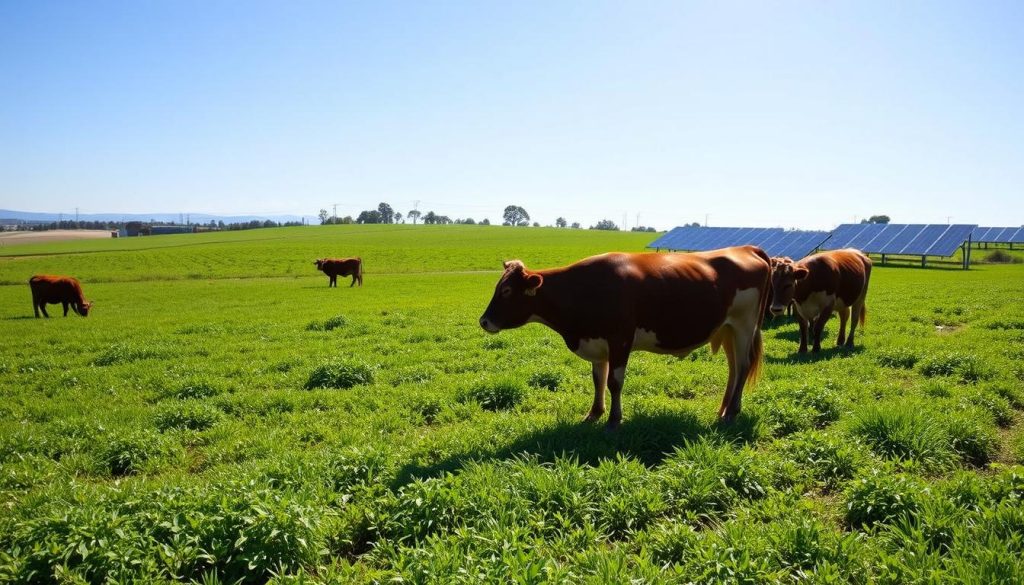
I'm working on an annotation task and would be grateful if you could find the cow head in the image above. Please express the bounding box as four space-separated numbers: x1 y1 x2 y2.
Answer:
77 301 93 317
314 259 324 270
479 260 544 334
768 257 808 315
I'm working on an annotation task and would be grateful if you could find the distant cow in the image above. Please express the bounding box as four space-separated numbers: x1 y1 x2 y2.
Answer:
314 258 363 287
479 246 772 425
768 249 872 353
29 275 93 318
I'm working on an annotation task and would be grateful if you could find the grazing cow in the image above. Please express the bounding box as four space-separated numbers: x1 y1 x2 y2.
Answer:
479 246 772 426
314 257 363 287
768 249 872 353
29 275 93 318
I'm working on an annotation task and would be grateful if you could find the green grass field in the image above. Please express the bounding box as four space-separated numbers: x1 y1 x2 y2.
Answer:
2 225 1023 583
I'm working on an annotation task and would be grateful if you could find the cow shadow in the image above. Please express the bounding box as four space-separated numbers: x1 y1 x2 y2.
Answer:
3 316 35 321
392 410 760 487
766 344 865 365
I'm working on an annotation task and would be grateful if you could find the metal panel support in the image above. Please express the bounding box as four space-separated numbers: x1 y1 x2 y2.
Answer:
921 255 927 268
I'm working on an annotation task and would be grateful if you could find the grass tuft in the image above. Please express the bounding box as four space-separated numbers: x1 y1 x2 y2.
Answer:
304 361 375 390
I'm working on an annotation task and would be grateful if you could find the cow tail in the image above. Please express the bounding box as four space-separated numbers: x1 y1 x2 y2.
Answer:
748 246 771 387
747 327 763 388
858 253 871 329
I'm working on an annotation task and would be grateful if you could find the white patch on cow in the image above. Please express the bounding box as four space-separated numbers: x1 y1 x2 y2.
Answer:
724 287 761 332
574 338 610 362
632 328 660 352
795 290 835 321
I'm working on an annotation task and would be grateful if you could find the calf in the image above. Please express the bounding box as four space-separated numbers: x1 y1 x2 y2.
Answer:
29 275 93 318
479 246 772 426
314 257 363 287
768 249 872 353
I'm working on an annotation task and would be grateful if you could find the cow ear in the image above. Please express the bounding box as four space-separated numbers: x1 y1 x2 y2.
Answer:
792 266 809 279
503 259 525 272
524 273 543 296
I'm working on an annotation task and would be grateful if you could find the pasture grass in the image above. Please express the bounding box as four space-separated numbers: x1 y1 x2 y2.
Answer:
1 225 1023 582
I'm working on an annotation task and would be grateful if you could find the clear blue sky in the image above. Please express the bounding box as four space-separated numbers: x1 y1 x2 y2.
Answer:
2 1 1022 229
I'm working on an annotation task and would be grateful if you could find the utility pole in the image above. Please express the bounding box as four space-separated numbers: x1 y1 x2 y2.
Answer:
705 213 709 227
333 204 338 219
622 212 627 230
75 207 79 226
946 216 952 224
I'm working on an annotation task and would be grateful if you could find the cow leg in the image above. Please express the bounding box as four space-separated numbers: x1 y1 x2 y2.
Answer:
812 306 833 353
847 302 863 348
39 303 50 318
836 307 850 346
62 302 70 317
331 275 337 287
727 328 759 419
797 315 809 354
584 361 608 422
33 299 40 318
718 333 738 420
350 274 357 287
605 352 630 430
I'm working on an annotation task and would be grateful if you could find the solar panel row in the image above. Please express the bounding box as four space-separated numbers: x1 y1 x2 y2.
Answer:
972 227 1024 244
647 227 832 259
822 224 977 257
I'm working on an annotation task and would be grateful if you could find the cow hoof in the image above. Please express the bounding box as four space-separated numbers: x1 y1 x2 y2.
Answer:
582 411 604 423
603 420 621 432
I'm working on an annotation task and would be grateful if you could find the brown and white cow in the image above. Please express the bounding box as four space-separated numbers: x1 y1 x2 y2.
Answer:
314 258 363 287
29 275 93 318
479 246 773 426
768 249 872 353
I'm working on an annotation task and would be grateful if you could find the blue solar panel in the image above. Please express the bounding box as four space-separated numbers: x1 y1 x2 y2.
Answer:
648 227 831 259
863 224 904 252
822 224 977 257
877 224 925 254
926 225 978 256
973 227 1024 244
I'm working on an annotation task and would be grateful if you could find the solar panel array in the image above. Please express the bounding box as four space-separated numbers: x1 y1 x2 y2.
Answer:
972 227 1024 244
647 227 832 259
822 224 977 257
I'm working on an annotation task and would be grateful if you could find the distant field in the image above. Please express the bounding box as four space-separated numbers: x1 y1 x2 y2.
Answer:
1 225 1023 583
0 229 113 247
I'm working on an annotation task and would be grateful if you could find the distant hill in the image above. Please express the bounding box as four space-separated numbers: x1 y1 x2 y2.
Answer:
0 209 307 224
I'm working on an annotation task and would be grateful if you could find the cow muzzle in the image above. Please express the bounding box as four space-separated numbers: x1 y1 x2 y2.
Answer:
479 316 500 334
769 305 786 316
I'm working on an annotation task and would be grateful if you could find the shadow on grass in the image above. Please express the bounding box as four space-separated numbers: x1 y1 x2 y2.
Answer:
392 410 761 486
3 315 36 321
765 344 865 365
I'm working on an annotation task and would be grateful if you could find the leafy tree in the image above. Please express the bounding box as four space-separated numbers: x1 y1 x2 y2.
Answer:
503 205 529 226
395 212 403 223
436 215 453 224
356 210 383 224
591 219 619 231
571 222 581 229
687 221 702 227
556 217 567 228
408 210 422 224
631 226 657 232
423 211 437 224
532 222 540 227
318 209 330 225
861 215 891 224
481 218 491 225
377 202 395 224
